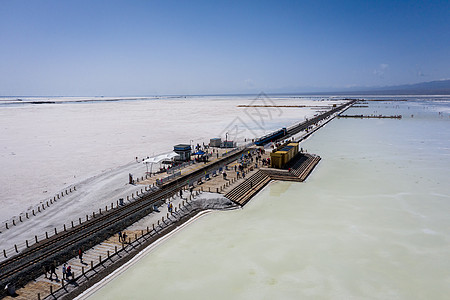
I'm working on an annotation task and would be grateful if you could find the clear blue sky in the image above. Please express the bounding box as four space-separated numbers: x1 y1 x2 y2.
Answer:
1 0 449 96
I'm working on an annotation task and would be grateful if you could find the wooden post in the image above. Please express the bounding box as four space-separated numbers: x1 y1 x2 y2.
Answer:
91 261 93 269
99 255 101 264
135 233 137 240
14 244 18 253
115 245 118 254
99 208 101 214
107 250 110 258
153 224 155 230
86 215 88 221
26 240 29 248
146 226 149 233
71 221 74 228
33 209 35 216
79 218 82 225
50 285 53 295
167 213 169 219
82 266 85 275
38 207 40 212
35 235 38 243
26 212 29 219
111 203 113 209
93 212 95 218
64 224 66 231
38 293 41 300
19 216 22 222
54 228 57 235
46 232 49 239
105 205 108 212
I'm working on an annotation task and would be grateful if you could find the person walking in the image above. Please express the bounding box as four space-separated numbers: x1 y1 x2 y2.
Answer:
78 247 83 263
118 231 122 242
49 263 58 280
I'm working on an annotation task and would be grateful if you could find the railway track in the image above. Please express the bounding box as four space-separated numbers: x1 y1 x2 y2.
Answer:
0 146 249 292
0 99 357 294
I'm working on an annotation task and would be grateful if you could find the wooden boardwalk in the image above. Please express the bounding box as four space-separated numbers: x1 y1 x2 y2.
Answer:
224 153 321 206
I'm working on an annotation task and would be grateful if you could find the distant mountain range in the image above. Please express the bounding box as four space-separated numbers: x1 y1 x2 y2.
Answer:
323 79 450 95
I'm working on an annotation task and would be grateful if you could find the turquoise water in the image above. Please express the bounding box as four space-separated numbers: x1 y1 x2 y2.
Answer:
86 98 450 300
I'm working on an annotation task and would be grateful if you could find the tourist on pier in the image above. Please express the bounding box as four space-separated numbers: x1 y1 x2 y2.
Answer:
118 231 122 242
66 265 73 280
78 247 83 263
44 264 50 278
49 263 58 280
62 263 67 279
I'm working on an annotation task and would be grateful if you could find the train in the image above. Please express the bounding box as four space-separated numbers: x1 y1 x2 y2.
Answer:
254 128 287 146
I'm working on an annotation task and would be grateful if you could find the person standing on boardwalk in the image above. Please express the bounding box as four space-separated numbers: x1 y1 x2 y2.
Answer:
62 263 67 280
118 231 122 242
44 264 50 278
78 247 83 263
49 263 58 280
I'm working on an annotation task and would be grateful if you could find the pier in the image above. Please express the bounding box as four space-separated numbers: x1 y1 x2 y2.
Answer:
0 99 357 299
338 114 402 119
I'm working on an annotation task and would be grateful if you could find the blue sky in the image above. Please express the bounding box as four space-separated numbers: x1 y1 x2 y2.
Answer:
0 0 449 96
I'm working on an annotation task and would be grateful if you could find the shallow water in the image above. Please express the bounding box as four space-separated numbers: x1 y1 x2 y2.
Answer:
86 97 449 299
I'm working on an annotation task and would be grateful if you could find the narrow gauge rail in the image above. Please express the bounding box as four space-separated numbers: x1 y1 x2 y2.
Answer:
0 146 248 290
0 99 357 292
